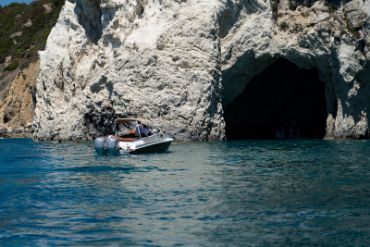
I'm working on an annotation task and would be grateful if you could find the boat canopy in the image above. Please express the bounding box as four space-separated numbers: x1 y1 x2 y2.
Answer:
115 118 138 124
115 118 150 125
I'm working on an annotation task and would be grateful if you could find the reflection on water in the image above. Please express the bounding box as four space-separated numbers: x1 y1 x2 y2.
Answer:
0 139 370 246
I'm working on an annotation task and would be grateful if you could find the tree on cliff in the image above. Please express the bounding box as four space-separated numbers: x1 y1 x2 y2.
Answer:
0 0 64 70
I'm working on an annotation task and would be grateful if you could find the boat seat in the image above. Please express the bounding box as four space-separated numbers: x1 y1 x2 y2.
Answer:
116 137 137 142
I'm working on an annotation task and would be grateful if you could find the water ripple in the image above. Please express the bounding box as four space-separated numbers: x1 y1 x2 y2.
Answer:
0 139 370 246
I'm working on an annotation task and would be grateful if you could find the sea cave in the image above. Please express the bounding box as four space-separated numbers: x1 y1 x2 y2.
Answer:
224 58 327 140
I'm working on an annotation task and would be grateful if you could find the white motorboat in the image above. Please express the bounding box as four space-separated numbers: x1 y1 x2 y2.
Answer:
94 118 174 155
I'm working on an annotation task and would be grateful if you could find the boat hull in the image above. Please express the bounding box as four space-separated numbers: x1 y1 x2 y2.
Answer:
129 140 172 154
94 134 174 155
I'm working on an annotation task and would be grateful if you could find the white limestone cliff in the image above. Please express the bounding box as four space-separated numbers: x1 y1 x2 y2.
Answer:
33 0 370 141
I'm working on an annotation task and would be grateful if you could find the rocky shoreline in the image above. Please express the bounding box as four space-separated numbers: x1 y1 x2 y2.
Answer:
0 125 33 138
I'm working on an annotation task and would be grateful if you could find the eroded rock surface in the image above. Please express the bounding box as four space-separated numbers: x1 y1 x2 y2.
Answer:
0 0 64 137
0 61 39 137
34 0 370 141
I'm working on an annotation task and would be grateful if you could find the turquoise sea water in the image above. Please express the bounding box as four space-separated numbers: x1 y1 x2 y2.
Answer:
0 138 370 246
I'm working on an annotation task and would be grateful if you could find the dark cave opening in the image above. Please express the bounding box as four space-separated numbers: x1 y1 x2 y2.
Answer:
224 58 327 140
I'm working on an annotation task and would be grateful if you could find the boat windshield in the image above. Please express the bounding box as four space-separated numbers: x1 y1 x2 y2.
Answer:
114 119 156 138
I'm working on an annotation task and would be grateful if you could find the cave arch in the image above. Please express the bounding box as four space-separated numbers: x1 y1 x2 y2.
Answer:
224 58 327 140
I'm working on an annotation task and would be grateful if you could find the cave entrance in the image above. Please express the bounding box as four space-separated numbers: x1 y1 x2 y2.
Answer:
224 58 327 140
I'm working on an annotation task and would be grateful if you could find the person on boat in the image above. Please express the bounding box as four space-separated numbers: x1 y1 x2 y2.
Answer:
142 124 152 136
135 121 151 137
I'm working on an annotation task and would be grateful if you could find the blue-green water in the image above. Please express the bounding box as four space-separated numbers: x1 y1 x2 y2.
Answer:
1 138 370 246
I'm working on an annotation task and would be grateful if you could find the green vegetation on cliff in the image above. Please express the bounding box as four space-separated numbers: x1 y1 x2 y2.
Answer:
0 0 64 71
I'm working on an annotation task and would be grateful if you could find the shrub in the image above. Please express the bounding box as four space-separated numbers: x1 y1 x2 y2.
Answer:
0 0 64 72
5 60 19 71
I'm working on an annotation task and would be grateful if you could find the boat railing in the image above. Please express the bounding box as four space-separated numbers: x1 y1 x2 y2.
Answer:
139 133 161 145
138 133 172 145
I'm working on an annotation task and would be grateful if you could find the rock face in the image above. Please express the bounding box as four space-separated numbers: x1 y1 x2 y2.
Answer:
0 0 63 137
34 0 370 141
0 61 39 137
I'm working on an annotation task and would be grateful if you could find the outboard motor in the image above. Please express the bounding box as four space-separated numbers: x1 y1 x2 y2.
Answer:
94 137 107 155
106 135 119 155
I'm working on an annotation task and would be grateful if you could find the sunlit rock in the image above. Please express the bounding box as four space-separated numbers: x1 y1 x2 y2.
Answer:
34 0 370 141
